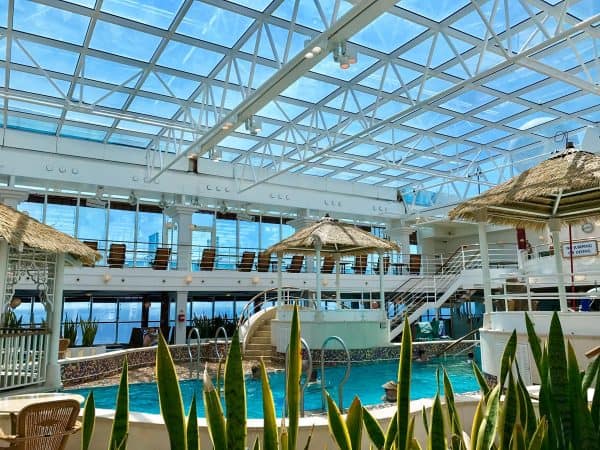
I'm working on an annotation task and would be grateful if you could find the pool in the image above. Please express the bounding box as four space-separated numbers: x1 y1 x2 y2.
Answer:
69 355 479 418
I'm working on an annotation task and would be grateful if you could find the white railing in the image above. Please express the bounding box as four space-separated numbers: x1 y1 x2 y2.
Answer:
0 328 49 391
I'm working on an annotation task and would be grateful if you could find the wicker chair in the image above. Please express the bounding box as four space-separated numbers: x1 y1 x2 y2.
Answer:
321 255 335 273
199 248 216 271
257 252 271 272
107 243 126 268
0 399 81 450
286 255 304 273
236 251 255 272
151 247 171 270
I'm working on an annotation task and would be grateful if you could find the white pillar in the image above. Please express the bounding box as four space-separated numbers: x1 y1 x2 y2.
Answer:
478 222 493 313
0 189 28 209
549 219 568 312
46 253 65 389
378 250 385 312
387 221 412 262
165 205 196 271
277 253 283 307
335 253 341 308
0 240 8 310
175 291 188 345
315 241 322 310
288 211 316 272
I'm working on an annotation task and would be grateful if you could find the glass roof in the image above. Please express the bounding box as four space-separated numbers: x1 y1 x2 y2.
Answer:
1 0 599 210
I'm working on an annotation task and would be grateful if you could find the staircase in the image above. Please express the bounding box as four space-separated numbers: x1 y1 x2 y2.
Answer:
243 320 274 362
388 244 503 340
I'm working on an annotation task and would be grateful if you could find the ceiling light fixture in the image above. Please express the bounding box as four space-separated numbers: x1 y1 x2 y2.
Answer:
221 113 238 130
245 117 262 136
333 41 357 70
304 39 324 59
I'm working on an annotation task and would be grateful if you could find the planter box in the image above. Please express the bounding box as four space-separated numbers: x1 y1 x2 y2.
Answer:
66 345 107 358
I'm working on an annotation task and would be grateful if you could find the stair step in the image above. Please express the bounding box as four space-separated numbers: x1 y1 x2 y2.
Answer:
254 330 271 338
246 343 272 351
244 349 272 357
252 336 271 345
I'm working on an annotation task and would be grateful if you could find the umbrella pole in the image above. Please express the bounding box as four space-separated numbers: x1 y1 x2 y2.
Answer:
378 250 385 312
335 253 341 309
277 252 283 307
315 241 321 310
478 222 493 313
549 220 568 312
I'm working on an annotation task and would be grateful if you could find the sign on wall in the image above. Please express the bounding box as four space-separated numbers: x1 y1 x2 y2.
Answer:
561 240 598 258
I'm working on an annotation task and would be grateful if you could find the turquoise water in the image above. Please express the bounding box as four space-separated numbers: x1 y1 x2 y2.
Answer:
68 355 479 418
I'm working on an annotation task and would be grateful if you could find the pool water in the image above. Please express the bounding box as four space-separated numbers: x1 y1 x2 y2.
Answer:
69 355 480 418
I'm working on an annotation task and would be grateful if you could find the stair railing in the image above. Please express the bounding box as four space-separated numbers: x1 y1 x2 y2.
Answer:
187 327 202 379
320 336 351 413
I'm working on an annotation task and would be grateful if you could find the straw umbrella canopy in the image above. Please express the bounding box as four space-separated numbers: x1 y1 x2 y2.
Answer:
264 216 400 255
448 149 600 230
265 216 399 311
0 202 100 265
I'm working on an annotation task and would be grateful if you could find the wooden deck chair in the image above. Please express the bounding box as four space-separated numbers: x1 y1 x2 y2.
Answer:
0 399 81 450
286 255 304 273
257 252 271 272
82 241 98 267
373 256 390 275
107 243 126 268
409 254 422 274
321 255 335 273
352 255 367 274
151 247 171 270
199 248 216 271
236 251 255 272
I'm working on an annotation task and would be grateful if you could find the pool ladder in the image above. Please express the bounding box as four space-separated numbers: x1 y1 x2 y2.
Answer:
321 336 351 413
187 327 202 380
214 326 228 361
284 338 312 417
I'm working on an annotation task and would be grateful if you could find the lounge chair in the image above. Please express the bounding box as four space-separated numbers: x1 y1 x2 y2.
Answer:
257 252 271 272
352 255 367 274
82 241 98 267
0 399 81 450
151 247 171 270
373 256 390 275
286 255 304 273
236 251 255 272
107 243 126 268
199 248 216 271
408 254 421 274
321 255 335 273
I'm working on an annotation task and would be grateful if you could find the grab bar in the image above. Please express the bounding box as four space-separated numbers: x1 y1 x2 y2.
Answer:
320 336 351 413
284 337 312 418
437 328 480 357
187 327 201 379
214 326 228 361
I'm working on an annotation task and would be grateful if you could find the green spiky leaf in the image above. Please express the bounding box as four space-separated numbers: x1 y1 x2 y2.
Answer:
187 395 199 450
363 407 385 450
326 392 351 450
397 318 412 450
346 397 363 450
81 391 95 450
260 359 278 450
225 329 246 450
287 305 302 450
109 358 129 450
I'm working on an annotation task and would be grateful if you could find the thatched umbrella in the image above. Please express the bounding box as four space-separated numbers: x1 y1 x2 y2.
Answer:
449 148 600 312
0 202 100 265
265 216 400 310
449 149 600 230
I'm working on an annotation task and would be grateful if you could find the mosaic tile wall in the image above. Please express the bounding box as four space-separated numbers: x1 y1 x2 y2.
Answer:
61 342 228 386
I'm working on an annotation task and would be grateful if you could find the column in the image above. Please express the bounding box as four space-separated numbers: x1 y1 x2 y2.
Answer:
0 241 8 311
46 253 65 389
378 250 385 312
288 210 316 272
478 221 493 313
387 220 412 263
335 253 341 308
277 252 283 307
549 219 568 312
175 291 188 345
315 240 322 310
165 205 197 271
0 189 28 208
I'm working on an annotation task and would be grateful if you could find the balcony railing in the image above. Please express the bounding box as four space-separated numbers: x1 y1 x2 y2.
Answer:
0 328 49 391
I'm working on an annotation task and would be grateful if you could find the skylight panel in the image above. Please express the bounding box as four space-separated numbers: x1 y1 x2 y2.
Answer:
475 101 528 122
7 115 57 134
281 77 339 103
215 59 276 89
400 35 472 69
11 40 79 75
358 65 418 93
383 180 406 188
302 167 334 177
403 111 453 130
90 21 161 61
9 71 70 98
60 125 107 142
344 143 378 157
567 0 599 20
240 24 308 62
405 156 438 167
14 0 90 45
72 84 129 109
439 91 497 113
581 111 600 122
102 0 183 29
141 72 199 100
221 135 258 150
380 168 404 177
108 133 152 148
372 128 415 144
322 158 353 168
116 120 163 135
331 171 361 181
444 52 504 80
206 86 244 110
352 163 380 172
274 0 353 32
83 56 142 86
467 129 511 145
373 100 409 120
551 94 600 114
0 0 7 27
506 112 558 130
178 2 253 47
398 0 470 22
351 13 426 54
409 136 447 151
436 120 483 137
494 135 540 151
484 67 547 94
357 176 385 184
8 100 62 118
534 120 586 138
407 77 454 101
257 101 306 121
518 81 578 104
227 0 272 12
128 97 180 119
311 52 378 82
158 41 224 75
437 143 473 156
65 111 115 127
537 38 597 71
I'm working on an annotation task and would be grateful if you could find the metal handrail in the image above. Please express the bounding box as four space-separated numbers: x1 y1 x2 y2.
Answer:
214 326 228 361
284 337 312 418
321 336 351 413
437 328 480 357
187 327 202 379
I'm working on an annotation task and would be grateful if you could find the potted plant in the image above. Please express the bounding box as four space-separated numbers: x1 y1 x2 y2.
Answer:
62 315 78 346
80 317 99 347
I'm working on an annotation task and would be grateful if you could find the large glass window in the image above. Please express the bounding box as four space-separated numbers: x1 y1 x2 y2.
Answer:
260 219 280 249
18 201 44 221
239 219 259 252
91 301 118 345
108 203 136 266
46 202 76 236
215 218 236 269
137 209 163 267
